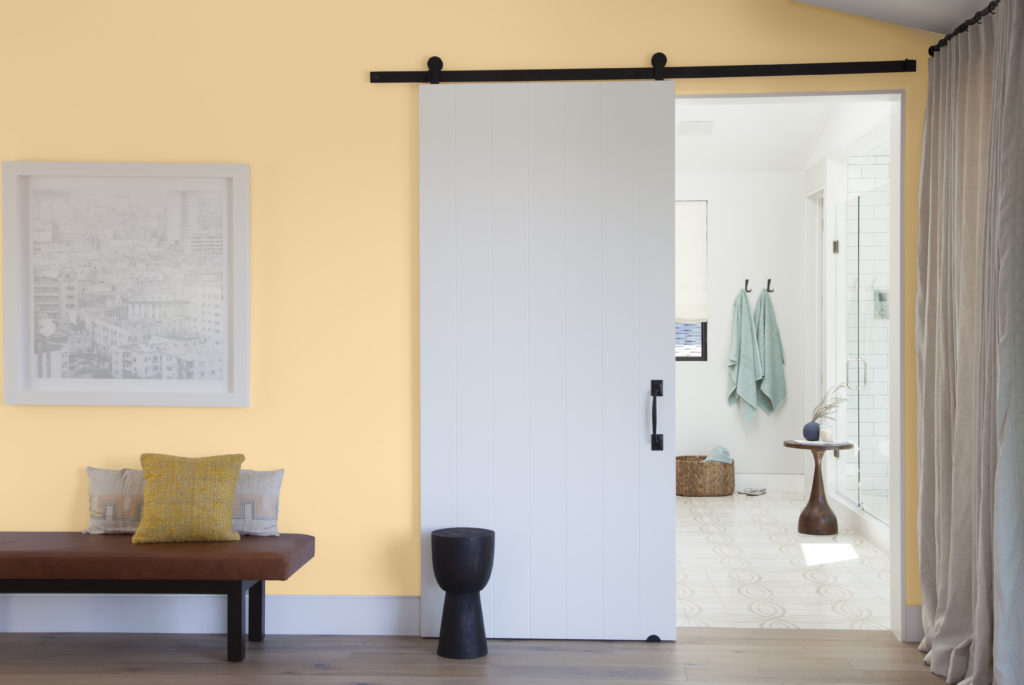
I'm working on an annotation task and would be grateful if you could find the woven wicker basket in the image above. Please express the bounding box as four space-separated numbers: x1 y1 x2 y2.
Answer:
675 455 735 497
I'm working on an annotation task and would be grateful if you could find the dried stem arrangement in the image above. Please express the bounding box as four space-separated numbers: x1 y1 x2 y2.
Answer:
811 384 847 423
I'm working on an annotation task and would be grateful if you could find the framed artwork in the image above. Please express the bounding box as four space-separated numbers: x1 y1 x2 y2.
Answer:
2 162 249 406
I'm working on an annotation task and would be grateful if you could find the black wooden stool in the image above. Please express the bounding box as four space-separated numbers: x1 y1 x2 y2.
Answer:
431 527 495 659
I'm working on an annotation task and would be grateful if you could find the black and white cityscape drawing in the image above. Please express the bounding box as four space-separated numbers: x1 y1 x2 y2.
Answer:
30 186 228 381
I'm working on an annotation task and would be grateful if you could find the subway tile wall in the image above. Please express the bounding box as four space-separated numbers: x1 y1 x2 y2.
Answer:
842 125 891 524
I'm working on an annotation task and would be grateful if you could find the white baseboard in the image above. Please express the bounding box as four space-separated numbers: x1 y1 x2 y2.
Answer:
0 594 420 636
733 473 804 493
900 604 924 644
0 591 927 646
829 494 891 554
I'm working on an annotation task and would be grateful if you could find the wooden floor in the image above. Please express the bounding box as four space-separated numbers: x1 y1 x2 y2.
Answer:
0 629 941 684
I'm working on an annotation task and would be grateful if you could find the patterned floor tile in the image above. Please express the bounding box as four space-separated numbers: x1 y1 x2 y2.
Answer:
676 491 891 630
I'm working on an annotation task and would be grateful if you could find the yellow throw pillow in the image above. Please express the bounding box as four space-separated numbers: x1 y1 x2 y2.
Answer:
132 453 245 544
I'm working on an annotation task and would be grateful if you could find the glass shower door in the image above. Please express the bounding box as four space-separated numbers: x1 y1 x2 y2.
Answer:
834 187 891 525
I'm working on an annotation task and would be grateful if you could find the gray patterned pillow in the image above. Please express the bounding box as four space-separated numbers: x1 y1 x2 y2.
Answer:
85 466 284 536
85 467 145 534
231 469 284 536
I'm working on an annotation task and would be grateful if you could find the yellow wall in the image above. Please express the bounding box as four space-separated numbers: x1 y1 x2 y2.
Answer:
0 0 935 603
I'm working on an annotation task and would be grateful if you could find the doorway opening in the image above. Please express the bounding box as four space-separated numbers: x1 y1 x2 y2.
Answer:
673 92 904 632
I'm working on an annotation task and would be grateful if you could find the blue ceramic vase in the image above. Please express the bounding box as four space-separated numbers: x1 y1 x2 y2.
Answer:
802 420 820 441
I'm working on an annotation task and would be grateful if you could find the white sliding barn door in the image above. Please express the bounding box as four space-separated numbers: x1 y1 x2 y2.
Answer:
420 81 675 641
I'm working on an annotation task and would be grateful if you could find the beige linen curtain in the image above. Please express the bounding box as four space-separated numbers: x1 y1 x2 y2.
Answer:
916 1 1024 683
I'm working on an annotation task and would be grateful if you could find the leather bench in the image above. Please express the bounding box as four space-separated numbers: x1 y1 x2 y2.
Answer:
0 532 315 661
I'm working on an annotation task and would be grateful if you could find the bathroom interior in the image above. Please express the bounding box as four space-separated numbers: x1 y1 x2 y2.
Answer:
673 92 901 630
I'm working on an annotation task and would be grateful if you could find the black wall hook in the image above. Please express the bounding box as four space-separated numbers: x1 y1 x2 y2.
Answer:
767 278 774 292
744 279 752 293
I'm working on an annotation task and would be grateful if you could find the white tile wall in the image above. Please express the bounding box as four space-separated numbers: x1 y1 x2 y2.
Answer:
842 128 891 524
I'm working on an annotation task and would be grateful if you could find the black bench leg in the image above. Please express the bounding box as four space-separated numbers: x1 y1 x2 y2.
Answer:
248 580 265 642
227 582 246 662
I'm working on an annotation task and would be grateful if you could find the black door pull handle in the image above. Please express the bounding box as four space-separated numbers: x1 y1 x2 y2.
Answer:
651 380 664 451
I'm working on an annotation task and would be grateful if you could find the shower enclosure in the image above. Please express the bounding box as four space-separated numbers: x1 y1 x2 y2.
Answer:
833 180 892 526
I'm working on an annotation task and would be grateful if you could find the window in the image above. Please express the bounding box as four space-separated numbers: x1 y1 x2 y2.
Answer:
676 200 708 361
675 321 707 361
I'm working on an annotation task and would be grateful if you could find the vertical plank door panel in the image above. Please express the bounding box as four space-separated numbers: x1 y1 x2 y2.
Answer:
453 85 497 628
420 81 674 640
599 85 642 640
526 84 568 639
563 82 607 639
419 85 459 637
490 84 533 638
635 82 677 641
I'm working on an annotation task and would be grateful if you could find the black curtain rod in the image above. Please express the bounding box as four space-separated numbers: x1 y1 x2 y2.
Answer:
929 0 1001 56
370 54 916 84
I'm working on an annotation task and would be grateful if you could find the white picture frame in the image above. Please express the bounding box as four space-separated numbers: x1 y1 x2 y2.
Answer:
2 161 250 406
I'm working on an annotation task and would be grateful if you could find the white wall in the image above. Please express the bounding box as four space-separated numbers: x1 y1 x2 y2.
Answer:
802 100 892 169
675 171 807 483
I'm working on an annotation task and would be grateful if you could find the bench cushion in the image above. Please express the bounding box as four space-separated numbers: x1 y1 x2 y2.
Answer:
0 532 314 581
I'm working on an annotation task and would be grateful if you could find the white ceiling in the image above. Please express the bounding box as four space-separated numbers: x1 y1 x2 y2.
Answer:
676 98 834 172
675 94 895 173
796 0 992 34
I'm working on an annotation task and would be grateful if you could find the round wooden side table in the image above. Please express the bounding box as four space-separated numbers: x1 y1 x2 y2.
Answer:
783 440 854 535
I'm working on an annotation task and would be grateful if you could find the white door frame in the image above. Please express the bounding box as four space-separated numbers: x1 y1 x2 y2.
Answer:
797 90 912 642
676 89 911 641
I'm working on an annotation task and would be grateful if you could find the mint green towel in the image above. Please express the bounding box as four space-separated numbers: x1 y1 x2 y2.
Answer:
706 444 732 464
753 289 786 414
727 289 763 422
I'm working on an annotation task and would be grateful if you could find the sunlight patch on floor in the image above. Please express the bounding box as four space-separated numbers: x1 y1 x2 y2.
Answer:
801 542 859 566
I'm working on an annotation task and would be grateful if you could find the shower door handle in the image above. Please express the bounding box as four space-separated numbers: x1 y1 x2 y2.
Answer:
650 380 664 451
845 357 868 390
